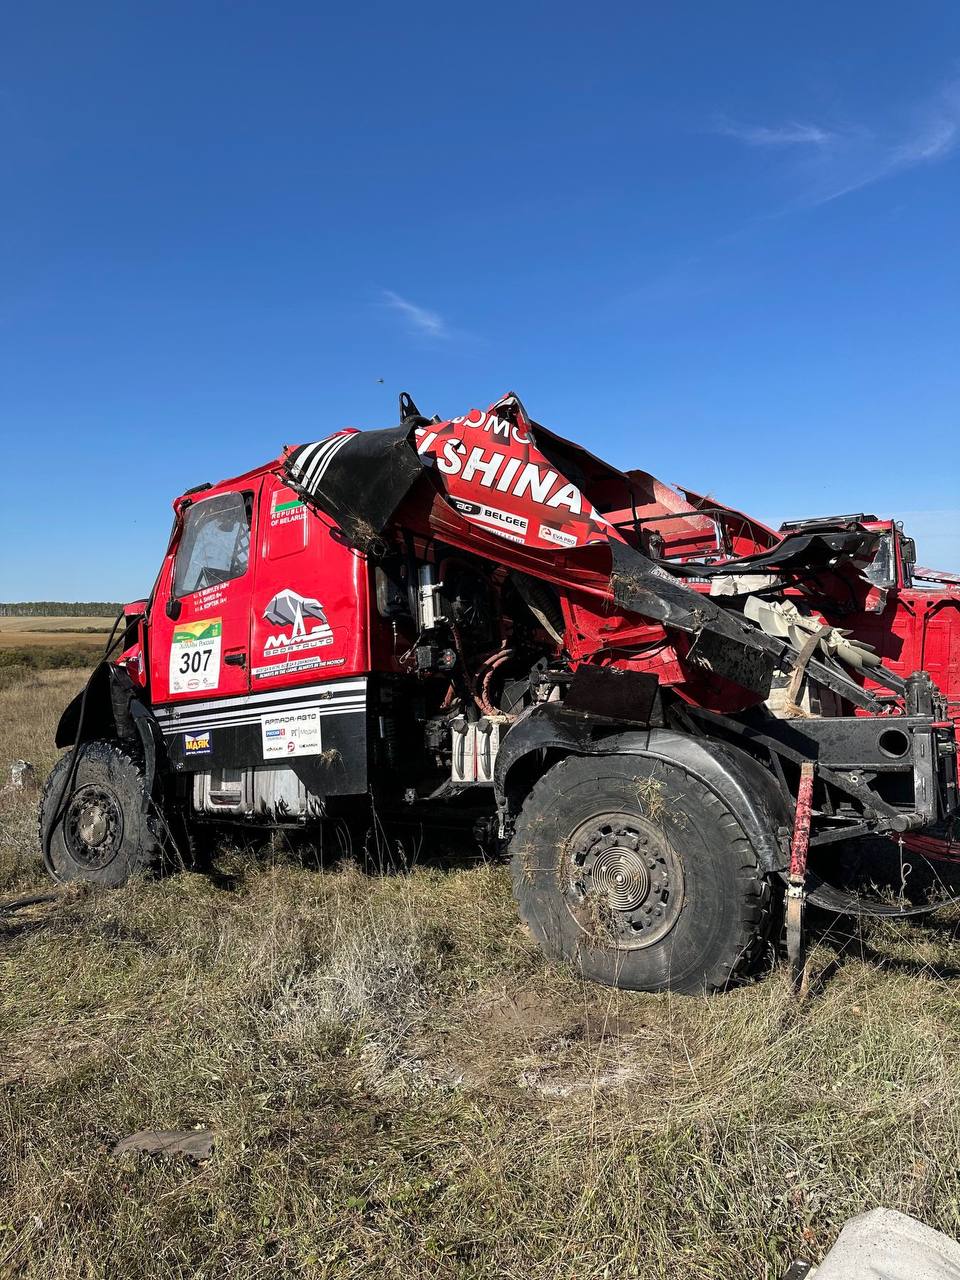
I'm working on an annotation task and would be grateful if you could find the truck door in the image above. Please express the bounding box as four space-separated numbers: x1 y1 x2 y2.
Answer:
150 485 259 706
248 474 369 689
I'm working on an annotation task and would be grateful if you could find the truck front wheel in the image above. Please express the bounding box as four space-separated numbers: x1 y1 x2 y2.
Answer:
509 753 771 994
39 741 162 886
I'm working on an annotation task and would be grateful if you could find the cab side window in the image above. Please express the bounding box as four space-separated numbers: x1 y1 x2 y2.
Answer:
174 492 251 597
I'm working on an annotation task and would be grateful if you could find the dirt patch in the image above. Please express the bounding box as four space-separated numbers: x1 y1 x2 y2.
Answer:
410 982 674 1095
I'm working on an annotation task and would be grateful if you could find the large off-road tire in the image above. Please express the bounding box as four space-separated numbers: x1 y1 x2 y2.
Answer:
509 752 772 994
39 741 163 886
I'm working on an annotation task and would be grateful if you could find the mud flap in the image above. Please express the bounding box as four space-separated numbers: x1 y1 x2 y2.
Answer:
792 871 960 918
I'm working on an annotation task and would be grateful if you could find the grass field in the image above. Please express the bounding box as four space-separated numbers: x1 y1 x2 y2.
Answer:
0 617 113 681
0 618 115 682
4 670 960 1277
0 617 114 646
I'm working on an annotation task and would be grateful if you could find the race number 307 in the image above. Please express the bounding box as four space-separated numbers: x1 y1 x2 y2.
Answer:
169 618 222 694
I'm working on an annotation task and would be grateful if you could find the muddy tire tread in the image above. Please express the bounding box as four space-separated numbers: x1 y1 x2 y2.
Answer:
510 754 773 993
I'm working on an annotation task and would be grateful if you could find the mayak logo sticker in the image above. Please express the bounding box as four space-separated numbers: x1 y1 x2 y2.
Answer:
262 588 334 656
184 731 211 754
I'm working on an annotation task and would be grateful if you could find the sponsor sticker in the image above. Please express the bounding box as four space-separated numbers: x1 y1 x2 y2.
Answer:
261 588 334 658
169 618 222 694
452 498 528 535
261 706 323 759
252 655 346 679
538 523 578 549
184 731 211 755
271 494 306 526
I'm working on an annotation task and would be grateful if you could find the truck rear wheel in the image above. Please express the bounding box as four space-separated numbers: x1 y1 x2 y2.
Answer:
39 741 162 886
509 753 771 994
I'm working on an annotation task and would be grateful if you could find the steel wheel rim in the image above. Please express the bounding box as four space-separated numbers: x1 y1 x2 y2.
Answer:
63 785 124 868
563 812 685 950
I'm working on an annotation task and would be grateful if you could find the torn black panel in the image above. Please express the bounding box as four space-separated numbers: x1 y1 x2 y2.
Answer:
686 628 776 697
286 425 424 553
665 529 881 578
608 541 775 697
609 538 713 630
565 665 661 725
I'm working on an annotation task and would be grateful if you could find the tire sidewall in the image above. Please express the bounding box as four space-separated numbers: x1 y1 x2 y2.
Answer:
511 753 761 993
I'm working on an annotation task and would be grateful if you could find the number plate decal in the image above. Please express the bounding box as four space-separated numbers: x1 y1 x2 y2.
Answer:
169 618 223 694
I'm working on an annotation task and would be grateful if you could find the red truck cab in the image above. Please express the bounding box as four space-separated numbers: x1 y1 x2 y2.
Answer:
854 519 960 724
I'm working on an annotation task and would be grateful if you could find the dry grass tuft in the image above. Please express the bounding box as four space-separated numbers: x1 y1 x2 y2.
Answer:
4 671 960 1276
635 775 667 822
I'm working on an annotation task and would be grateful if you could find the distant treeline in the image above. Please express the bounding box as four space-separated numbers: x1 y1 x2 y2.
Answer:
0 602 123 617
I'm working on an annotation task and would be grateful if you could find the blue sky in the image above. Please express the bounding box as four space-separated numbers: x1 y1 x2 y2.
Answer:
1 1 958 599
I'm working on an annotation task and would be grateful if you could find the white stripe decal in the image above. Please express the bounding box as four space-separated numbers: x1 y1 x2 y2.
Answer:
307 431 354 486
299 438 337 487
291 440 326 479
302 434 347 488
162 699 366 725
163 705 365 735
159 693 367 717
154 679 367 719
165 700 366 728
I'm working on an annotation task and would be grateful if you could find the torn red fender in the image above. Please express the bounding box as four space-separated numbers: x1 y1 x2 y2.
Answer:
410 394 618 551
283 391 778 704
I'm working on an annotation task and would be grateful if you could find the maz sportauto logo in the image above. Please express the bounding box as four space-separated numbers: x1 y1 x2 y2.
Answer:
262 588 334 652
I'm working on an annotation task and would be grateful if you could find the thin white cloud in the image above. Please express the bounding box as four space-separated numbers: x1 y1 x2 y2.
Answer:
893 115 958 164
716 78 960 206
715 119 834 147
381 289 448 338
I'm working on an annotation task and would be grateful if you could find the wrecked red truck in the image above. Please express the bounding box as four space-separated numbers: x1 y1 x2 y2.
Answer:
40 393 960 993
